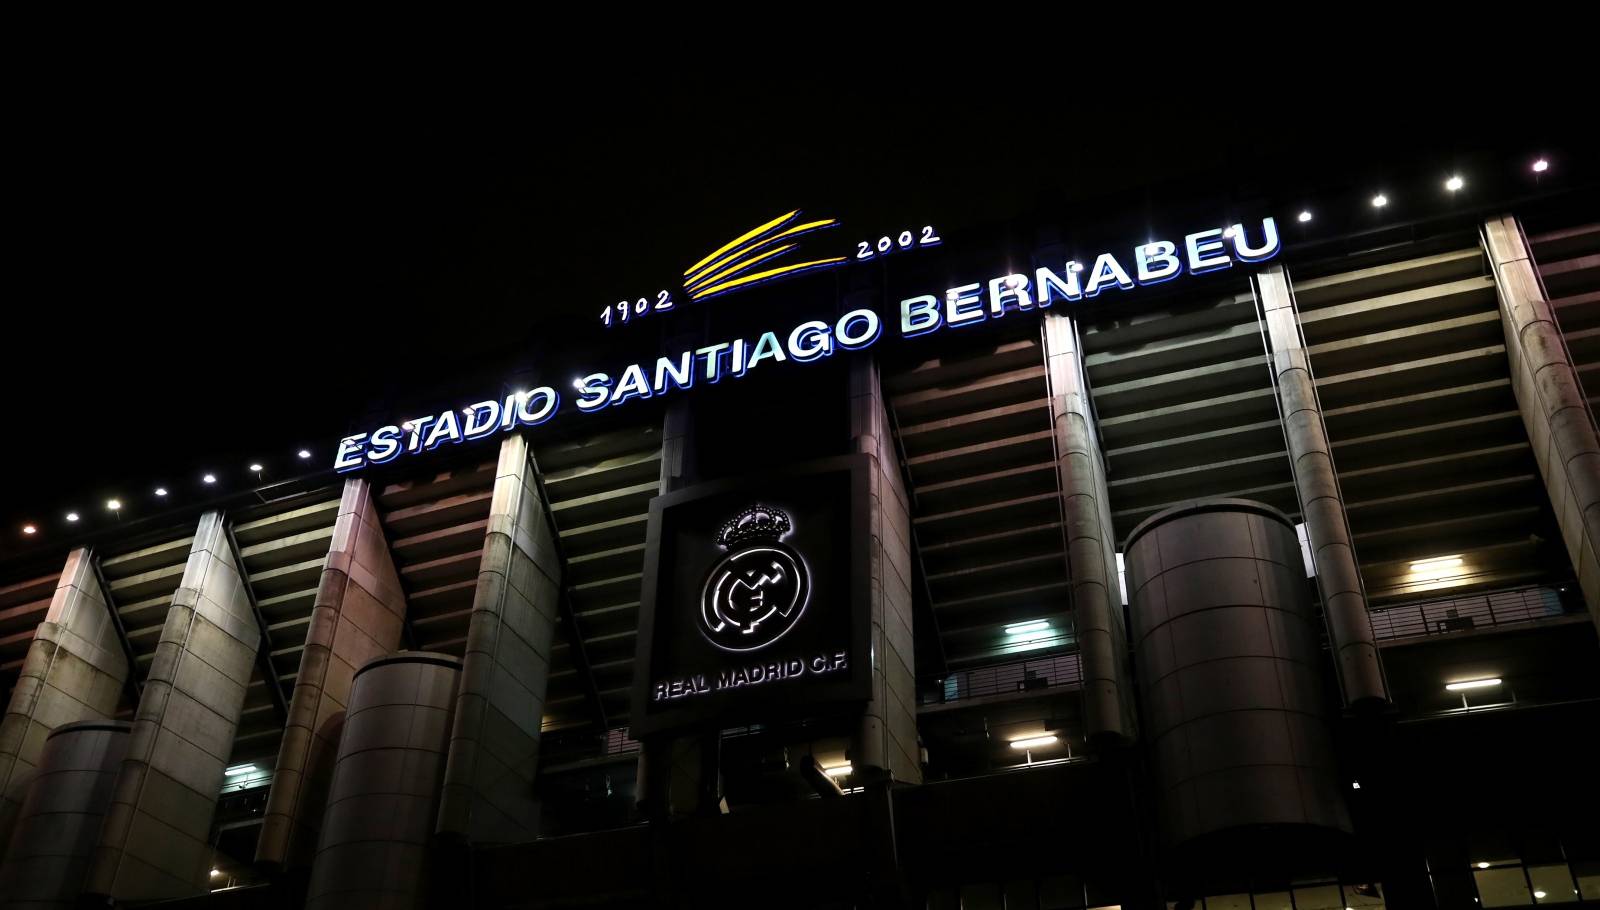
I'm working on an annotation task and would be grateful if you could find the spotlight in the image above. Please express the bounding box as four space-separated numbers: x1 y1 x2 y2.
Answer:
1067 261 1084 273
1534 892 1546 900
66 512 80 522
203 474 217 485
154 487 168 497
249 463 263 473
1445 678 1501 692
1298 210 1313 223
1445 175 1464 192
1478 862 1491 869
1532 158 1549 173
1371 194 1388 208
297 449 312 459
1351 781 1361 790
210 869 222 878
1222 226 1237 239
106 499 121 511
22 524 36 535
1009 735 1058 750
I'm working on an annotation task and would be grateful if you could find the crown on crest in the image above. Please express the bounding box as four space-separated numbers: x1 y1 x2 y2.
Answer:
715 505 792 549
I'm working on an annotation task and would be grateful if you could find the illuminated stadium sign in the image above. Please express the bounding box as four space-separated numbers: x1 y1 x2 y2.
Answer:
332 217 1281 473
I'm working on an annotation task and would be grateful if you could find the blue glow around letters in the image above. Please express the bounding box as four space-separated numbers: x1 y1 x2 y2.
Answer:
336 217 1278 473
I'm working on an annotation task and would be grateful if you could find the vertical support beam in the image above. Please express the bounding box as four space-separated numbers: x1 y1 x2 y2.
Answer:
0 548 129 862
88 511 261 902
636 399 726 819
1486 214 1600 631
256 478 407 872
436 433 562 844
222 523 289 723
1041 312 1137 744
1257 265 1390 708
848 356 921 785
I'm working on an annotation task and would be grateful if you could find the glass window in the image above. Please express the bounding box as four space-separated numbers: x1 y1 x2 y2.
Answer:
1528 863 1579 903
1345 882 1386 907
1292 884 1343 909
1475 868 1534 907
1574 860 1600 901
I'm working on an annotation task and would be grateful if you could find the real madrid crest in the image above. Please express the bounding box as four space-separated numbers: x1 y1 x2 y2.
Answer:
699 505 811 652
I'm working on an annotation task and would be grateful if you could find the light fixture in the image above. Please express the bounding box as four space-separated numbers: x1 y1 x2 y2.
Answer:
1478 862 1492 869
66 512 79 523
106 499 121 511
1297 210 1313 223
1009 735 1058 750
1067 261 1084 272
1004 620 1049 636
210 869 222 878
1371 193 1388 208
22 524 36 535
1410 556 1462 571
1222 226 1237 239
249 463 263 473
224 764 257 777
1409 555 1464 580
1533 158 1549 173
1534 892 1546 900
203 473 217 485
297 449 312 459
1445 175 1464 192
823 763 853 778
1445 678 1501 692
1351 781 1361 790
154 487 168 497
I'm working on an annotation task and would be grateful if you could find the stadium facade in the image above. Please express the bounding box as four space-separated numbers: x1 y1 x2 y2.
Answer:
1 163 1597 909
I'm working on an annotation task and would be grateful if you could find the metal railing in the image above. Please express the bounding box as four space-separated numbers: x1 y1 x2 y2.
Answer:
541 726 640 767
922 651 1083 706
1368 584 1576 641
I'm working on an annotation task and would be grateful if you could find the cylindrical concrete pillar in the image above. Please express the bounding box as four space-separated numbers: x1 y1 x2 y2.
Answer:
0 720 131 908
305 652 461 910
1124 499 1350 853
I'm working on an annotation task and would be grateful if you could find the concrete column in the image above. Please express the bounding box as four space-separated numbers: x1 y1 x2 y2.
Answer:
1124 499 1349 851
0 720 130 908
0 548 128 862
304 652 460 910
436 433 561 843
848 357 920 784
1486 214 1600 630
1040 312 1137 744
87 511 260 901
1256 266 1389 707
635 400 725 818
257 478 407 872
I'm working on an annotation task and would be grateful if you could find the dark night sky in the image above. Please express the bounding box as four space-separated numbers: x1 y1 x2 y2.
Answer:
3 61 1591 551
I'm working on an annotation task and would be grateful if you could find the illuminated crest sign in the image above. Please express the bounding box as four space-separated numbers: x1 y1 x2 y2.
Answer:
699 506 811 652
602 209 941 328
631 457 871 737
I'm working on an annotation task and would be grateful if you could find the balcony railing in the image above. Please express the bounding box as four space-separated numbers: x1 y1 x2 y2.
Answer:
922 651 1083 706
1368 585 1576 641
